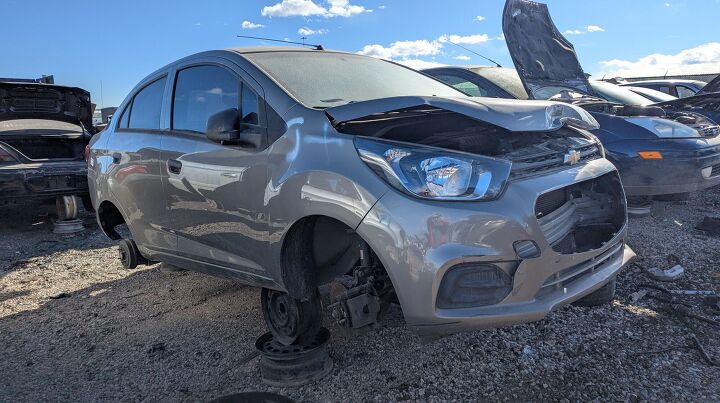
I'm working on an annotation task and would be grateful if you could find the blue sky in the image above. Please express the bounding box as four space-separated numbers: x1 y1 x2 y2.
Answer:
2 0 719 107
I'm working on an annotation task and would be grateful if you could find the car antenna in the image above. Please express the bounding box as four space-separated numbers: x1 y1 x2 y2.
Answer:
446 41 502 68
236 34 324 50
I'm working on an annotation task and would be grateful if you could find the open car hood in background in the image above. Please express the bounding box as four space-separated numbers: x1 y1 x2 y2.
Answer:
698 75 720 95
0 82 92 129
502 0 596 100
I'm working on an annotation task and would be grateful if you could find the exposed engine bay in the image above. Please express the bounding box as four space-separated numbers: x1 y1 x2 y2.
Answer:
334 106 602 178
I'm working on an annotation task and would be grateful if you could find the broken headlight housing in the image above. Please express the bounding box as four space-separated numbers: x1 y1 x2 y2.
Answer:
625 117 701 138
355 138 511 200
545 103 600 131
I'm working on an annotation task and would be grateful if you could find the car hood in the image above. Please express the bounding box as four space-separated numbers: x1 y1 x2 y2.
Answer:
324 95 592 132
501 0 596 100
697 75 720 95
0 82 93 129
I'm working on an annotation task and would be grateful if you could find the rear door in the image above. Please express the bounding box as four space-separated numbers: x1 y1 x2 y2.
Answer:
160 59 270 275
105 75 176 252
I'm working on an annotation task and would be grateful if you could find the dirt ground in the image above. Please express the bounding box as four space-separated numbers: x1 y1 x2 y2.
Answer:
1 191 719 402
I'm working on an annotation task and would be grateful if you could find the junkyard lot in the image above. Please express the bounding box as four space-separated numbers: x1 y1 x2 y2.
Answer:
1 192 719 402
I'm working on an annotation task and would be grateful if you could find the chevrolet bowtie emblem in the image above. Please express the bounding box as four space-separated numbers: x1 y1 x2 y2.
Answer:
564 149 581 165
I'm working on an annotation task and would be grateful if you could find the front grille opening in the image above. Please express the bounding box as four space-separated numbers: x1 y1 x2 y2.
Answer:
536 172 626 254
536 241 623 298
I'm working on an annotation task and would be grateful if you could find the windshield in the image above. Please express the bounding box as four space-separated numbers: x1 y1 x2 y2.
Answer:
589 81 653 106
244 51 465 108
626 86 677 102
471 67 529 100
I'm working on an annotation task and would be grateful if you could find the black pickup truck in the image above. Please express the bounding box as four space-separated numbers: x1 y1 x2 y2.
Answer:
0 82 94 218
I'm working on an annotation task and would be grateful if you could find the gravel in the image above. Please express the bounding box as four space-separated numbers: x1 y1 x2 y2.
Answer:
1 191 719 402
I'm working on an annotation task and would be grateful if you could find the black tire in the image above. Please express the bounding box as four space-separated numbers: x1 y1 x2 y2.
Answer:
81 195 95 213
573 278 616 307
118 239 139 270
261 288 322 346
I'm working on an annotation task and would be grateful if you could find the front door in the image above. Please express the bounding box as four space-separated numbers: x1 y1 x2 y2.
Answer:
159 61 270 275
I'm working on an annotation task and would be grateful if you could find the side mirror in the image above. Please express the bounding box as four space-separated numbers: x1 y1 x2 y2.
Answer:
206 108 240 142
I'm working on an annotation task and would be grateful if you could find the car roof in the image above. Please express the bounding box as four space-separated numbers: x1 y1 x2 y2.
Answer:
623 79 706 86
226 46 350 55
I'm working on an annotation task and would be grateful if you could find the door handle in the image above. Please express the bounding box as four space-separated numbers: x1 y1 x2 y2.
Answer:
112 152 121 164
167 159 182 175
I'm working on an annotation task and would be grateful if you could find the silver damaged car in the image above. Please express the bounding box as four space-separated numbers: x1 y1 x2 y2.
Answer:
88 47 636 344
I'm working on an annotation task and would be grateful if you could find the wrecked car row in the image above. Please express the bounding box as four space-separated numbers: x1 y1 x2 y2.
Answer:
425 0 720 214
6 0 716 383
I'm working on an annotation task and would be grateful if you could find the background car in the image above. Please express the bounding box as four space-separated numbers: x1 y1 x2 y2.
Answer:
89 47 634 346
619 79 708 98
0 82 94 219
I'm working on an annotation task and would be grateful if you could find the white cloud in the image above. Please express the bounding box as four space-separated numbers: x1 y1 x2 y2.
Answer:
378 5 386 9
455 55 471 61
596 42 720 78
241 20 265 29
298 26 328 35
396 59 446 70
358 39 442 59
564 25 604 35
495 33 505 41
438 34 490 44
327 0 366 17
261 0 367 18
475 15 486 22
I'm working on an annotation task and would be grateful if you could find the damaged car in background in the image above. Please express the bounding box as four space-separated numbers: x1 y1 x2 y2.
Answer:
89 47 634 347
425 0 720 212
0 82 94 221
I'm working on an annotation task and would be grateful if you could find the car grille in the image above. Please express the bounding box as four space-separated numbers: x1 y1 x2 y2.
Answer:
536 172 626 254
536 241 624 299
710 163 720 177
510 143 601 180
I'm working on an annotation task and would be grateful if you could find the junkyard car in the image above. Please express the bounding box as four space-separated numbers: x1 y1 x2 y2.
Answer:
619 79 707 98
89 47 635 344
0 82 93 217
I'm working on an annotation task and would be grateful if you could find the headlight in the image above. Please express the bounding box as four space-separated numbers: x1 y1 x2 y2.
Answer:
545 103 600 131
625 117 700 138
355 138 511 201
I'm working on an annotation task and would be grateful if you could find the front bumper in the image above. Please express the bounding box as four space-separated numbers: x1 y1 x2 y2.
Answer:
355 158 635 337
0 161 88 201
607 141 720 196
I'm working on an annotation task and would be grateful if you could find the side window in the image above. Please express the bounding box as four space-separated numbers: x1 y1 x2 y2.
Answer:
117 104 130 128
676 86 695 98
653 85 673 96
128 77 166 130
241 83 260 125
434 74 488 97
172 65 240 133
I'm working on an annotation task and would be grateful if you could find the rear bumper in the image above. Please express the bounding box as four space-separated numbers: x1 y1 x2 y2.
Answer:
0 161 88 200
608 145 720 196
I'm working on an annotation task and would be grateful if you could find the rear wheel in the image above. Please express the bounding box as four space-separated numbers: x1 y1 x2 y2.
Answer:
573 278 616 307
261 288 322 346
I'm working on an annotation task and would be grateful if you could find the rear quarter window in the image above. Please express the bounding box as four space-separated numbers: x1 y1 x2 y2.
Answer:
127 77 167 130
